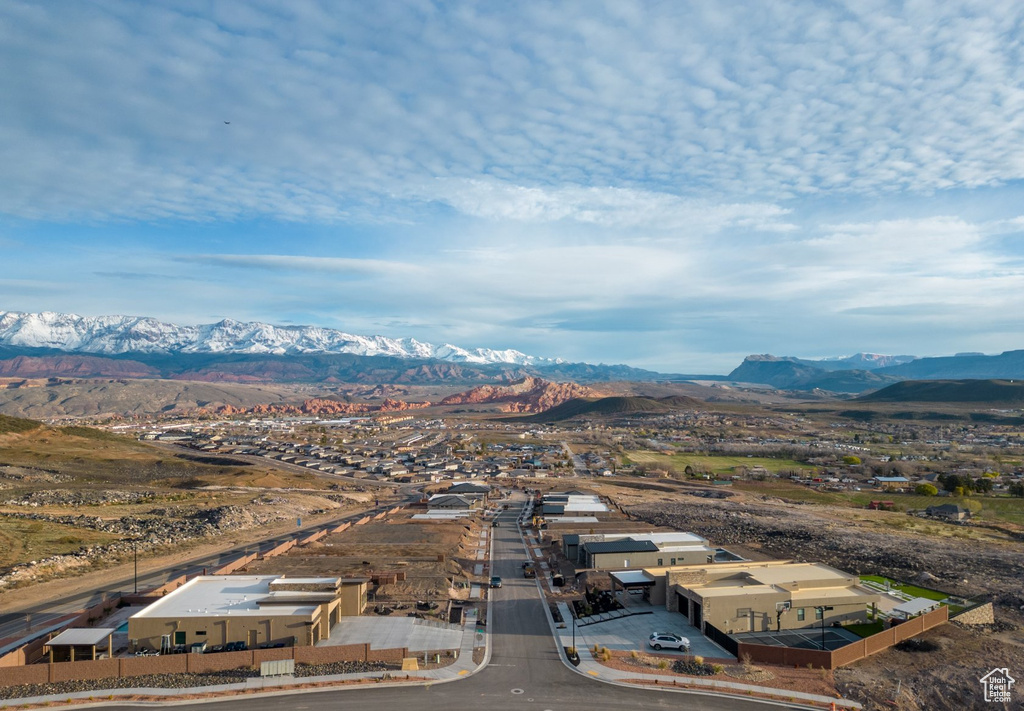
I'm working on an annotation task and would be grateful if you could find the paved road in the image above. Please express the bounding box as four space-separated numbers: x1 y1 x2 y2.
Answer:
108 502 796 711
562 441 589 477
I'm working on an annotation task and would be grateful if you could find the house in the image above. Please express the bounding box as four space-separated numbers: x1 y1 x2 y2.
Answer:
640 560 879 635
566 531 715 570
447 482 490 499
926 503 971 521
426 493 478 511
128 575 368 652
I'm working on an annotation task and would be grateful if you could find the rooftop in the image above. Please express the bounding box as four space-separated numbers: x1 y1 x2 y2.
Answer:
131 576 320 619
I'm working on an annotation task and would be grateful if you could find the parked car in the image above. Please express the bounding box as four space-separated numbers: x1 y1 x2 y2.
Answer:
648 632 690 651
490 576 502 588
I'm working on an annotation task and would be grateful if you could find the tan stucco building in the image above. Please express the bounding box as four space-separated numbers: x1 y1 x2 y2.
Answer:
639 560 879 635
128 575 368 652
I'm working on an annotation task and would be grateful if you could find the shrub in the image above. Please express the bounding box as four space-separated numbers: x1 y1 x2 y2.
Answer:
895 637 939 653
672 658 717 676
657 659 669 670
712 664 725 674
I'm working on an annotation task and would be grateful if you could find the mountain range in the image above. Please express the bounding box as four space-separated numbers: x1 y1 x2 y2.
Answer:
0 310 666 385
4 310 1024 394
727 352 1024 392
0 310 556 365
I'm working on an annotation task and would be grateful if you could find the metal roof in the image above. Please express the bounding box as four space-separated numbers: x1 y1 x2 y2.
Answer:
585 539 660 554
46 628 116 647
893 597 941 616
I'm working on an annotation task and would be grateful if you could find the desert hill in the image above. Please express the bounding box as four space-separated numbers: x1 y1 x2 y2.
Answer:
856 379 1024 404
523 394 704 422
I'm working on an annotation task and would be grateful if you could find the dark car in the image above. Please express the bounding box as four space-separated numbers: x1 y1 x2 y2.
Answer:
490 576 502 588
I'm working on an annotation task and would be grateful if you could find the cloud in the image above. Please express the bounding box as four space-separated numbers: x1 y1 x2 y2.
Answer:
431 180 796 233
3 2 1024 223
174 254 421 275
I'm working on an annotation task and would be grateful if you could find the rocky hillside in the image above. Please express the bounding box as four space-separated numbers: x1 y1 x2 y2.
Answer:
439 377 599 412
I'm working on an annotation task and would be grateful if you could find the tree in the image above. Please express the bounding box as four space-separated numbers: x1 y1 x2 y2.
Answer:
1009 482 1024 498
914 483 938 496
974 477 994 494
842 455 862 466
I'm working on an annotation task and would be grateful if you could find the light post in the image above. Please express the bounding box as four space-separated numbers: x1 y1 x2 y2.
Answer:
130 538 138 594
571 613 577 655
815 605 834 650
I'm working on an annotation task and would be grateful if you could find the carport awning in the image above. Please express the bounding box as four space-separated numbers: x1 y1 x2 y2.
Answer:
893 597 940 616
610 570 656 588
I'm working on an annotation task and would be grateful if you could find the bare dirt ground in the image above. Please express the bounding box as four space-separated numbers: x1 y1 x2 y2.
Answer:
245 516 478 611
603 483 1024 710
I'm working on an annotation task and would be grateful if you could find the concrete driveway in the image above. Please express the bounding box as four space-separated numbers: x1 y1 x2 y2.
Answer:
572 595 734 660
321 615 462 652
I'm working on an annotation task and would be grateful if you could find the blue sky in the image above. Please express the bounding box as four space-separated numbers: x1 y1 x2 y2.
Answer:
3 1 1024 373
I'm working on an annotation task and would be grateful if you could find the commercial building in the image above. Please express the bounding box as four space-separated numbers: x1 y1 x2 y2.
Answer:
636 560 879 635
128 575 368 653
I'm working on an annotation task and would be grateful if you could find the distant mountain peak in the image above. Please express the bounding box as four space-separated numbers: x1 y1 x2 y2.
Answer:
0 310 561 366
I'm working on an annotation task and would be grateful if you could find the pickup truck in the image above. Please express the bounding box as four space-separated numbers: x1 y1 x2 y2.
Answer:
523 565 536 578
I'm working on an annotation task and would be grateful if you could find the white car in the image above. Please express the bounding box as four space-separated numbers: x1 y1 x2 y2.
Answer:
648 632 690 651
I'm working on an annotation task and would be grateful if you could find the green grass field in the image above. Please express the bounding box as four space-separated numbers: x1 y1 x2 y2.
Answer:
626 451 814 476
845 621 884 637
860 575 948 601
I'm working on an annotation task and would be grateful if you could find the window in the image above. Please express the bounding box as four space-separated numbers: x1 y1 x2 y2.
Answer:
657 558 663 566
196 630 206 636
174 631 186 645
815 607 824 620
797 608 805 621
670 558 676 565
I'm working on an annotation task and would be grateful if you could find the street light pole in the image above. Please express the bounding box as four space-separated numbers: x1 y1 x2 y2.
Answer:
132 539 138 594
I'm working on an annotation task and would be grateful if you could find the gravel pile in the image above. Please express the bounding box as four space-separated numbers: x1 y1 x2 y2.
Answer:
0 669 257 700
0 661 396 700
294 660 391 676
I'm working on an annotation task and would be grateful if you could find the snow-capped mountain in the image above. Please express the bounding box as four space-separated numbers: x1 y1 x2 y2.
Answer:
0 311 559 366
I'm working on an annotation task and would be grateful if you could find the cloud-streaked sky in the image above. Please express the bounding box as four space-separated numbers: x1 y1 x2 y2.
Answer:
3 1 1024 372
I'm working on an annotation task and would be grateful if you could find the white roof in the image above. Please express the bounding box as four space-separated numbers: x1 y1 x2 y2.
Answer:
46 628 116 646
131 576 318 619
893 597 941 616
610 570 654 586
546 516 600 523
411 510 472 519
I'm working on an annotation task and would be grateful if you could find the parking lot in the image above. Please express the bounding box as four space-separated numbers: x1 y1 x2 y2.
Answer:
570 594 734 660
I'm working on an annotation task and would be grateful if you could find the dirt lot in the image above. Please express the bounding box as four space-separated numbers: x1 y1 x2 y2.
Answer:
245 516 484 610
607 483 1024 710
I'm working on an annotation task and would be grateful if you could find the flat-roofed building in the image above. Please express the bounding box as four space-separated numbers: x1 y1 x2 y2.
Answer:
564 531 715 570
640 560 879 635
128 575 368 653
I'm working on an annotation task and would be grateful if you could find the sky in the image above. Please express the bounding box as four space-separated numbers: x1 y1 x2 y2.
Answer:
3 1 1024 373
